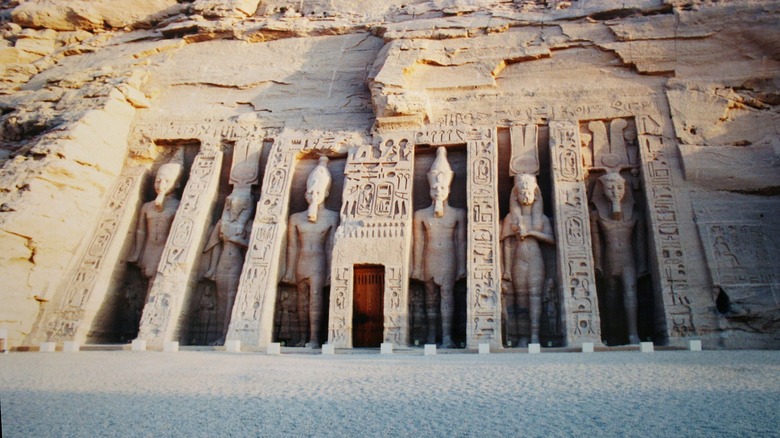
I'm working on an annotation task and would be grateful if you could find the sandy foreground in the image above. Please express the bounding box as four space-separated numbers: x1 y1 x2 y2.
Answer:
1 349 778 437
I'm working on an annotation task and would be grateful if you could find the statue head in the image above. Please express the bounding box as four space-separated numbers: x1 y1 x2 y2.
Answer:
153 163 182 210
428 147 454 218
225 188 253 222
599 172 626 219
305 156 332 222
514 173 539 206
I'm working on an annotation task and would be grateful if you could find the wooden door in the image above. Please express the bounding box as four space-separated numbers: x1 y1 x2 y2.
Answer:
353 266 384 347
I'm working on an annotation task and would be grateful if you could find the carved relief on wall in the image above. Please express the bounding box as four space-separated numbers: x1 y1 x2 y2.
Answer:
549 121 602 347
136 149 224 349
636 115 695 341
465 127 503 348
328 135 414 348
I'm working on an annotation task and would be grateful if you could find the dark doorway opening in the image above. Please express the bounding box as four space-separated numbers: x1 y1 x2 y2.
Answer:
353 265 384 347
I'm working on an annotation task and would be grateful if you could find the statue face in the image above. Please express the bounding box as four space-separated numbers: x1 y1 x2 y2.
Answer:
154 172 176 196
430 182 450 203
517 178 536 205
602 176 626 203
305 185 327 208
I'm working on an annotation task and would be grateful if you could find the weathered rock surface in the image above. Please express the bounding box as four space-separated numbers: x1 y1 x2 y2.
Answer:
0 0 777 349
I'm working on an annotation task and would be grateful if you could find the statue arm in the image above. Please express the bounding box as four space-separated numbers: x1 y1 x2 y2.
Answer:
128 205 147 263
282 220 298 285
525 216 555 245
590 209 603 274
635 210 648 276
410 213 424 281
456 209 467 280
203 220 221 280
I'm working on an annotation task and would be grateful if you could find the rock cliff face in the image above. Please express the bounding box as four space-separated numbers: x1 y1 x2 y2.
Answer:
0 0 778 350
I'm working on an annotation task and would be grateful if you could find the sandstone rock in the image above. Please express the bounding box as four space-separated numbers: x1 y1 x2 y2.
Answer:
11 0 182 31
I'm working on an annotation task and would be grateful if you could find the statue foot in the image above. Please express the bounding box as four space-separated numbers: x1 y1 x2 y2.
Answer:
441 337 455 349
306 341 321 349
628 335 640 345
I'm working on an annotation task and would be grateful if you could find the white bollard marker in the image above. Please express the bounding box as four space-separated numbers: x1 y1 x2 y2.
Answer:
640 342 654 353
581 342 594 353
225 340 241 353
689 340 702 352
39 342 56 353
321 344 335 355
478 343 490 354
131 339 147 351
267 342 281 355
63 341 80 353
163 341 179 353
380 342 393 355
528 343 541 354
424 344 437 356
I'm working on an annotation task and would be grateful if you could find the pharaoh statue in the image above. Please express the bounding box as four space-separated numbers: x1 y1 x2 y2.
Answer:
282 156 339 348
589 171 646 345
203 184 254 340
411 147 467 348
128 163 182 280
500 174 555 346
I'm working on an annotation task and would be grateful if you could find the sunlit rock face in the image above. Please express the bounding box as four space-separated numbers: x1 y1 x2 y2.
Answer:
0 0 778 351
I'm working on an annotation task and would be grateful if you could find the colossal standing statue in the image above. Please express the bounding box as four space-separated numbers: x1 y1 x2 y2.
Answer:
203 186 254 340
411 147 467 348
128 163 182 280
501 174 555 345
282 157 339 348
590 171 646 345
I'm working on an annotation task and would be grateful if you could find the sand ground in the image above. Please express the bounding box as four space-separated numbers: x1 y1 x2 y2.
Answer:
1 349 779 437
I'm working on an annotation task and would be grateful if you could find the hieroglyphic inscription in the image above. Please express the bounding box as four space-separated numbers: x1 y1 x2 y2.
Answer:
636 115 695 338
39 166 146 343
549 121 602 347
226 142 296 349
465 127 502 349
329 136 414 348
137 151 223 349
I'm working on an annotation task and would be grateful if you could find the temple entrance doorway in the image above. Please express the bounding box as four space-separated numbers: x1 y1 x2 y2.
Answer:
353 265 384 347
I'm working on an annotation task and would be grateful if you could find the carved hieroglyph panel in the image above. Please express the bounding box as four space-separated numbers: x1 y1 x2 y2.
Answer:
549 120 602 347
329 136 414 348
137 150 224 349
636 115 695 339
464 127 502 349
27 166 146 345
226 141 296 349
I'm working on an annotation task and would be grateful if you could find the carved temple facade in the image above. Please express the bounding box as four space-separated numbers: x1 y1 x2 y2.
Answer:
4 2 779 351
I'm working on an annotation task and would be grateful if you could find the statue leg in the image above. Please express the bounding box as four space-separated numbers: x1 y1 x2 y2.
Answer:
214 275 229 342
501 286 516 346
424 281 438 345
440 284 455 348
622 267 640 345
296 280 309 347
529 266 546 346
308 275 325 348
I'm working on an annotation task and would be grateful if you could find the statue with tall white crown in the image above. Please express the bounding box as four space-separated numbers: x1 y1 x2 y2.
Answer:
411 147 467 348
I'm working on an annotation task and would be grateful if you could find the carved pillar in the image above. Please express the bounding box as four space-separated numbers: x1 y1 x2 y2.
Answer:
549 120 602 347
24 166 147 346
136 149 224 349
329 135 414 348
636 115 695 343
465 127 503 349
226 140 297 350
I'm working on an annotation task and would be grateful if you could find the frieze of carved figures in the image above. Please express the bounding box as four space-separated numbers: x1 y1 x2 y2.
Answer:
635 115 695 338
136 151 223 347
38 166 146 342
549 120 601 346
465 127 502 348
328 135 414 348
227 132 352 349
